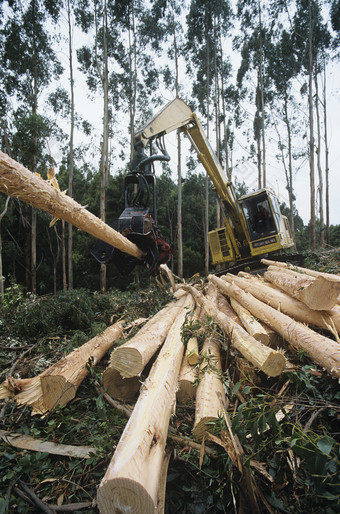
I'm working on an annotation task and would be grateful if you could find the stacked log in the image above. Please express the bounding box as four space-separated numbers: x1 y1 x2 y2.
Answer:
97 294 195 513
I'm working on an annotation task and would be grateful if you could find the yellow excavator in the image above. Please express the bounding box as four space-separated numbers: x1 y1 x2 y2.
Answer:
92 98 294 273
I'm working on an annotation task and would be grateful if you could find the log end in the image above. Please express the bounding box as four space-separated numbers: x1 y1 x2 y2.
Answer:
177 379 197 404
97 477 155 514
259 350 286 377
110 347 144 378
40 375 77 412
302 277 340 311
193 416 217 441
102 367 140 402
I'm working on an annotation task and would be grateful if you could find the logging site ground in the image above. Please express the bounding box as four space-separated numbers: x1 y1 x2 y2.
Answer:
0 248 340 514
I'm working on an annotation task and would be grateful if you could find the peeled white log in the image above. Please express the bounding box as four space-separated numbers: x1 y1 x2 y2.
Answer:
97 294 194 514
181 285 286 377
223 274 340 337
212 276 340 380
193 336 226 440
261 258 340 283
177 345 198 404
0 320 124 415
264 268 340 311
109 298 186 378
0 151 144 260
230 298 269 346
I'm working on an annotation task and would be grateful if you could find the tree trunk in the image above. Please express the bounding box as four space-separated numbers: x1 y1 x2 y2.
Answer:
0 196 10 298
97 294 194 514
0 152 145 260
264 267 340 311
67 0 75 289
182 284 286 377
308 0 316 250
212 277 340 380
0 320 125 414
223 273 340 336
314 69 324 247
109 296 187 378
258 2 266 187
323 60 330 245
193 336 226 440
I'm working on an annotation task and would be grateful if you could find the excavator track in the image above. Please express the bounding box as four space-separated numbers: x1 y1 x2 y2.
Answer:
215 252 305 276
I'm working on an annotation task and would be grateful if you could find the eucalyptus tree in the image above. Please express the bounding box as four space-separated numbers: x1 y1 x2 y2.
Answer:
1 0 63 293
140 0 187 277
235 0 273 189
76 0 116 292
265 25 300 241
291 0 331 249
186 0 232 275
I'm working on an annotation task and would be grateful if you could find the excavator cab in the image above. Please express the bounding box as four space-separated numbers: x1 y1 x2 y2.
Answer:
91 139 174 274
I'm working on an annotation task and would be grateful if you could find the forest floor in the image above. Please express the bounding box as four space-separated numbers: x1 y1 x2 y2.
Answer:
0 248 339 513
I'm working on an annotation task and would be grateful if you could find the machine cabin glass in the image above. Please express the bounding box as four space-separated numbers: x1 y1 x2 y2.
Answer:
240 192 278 242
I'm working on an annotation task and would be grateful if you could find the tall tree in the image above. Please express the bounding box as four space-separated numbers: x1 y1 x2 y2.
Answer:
186 0 232 275
2 0 62 292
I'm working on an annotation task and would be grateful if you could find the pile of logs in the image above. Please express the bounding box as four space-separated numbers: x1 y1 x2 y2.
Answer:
1 259 340 513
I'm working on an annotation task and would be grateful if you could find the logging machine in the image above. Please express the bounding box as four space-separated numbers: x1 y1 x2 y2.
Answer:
92 98 294 274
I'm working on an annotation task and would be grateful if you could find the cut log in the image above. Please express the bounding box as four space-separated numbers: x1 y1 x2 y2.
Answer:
102 367 140 402
181 285 286 377
109 297 186 378
0 151 144 260
186 337 200 365
264 268 340 311
261 258 340 283
222 274 340 337
97 294 194 514
0 321 124 415
193 336 226 440
212 276 340 380
177 344 199 404
229 298 270 346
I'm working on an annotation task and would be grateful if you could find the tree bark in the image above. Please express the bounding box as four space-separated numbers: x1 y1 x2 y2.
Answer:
261 258 340 283
97 294 194 514
213 276 340 379
0 152 145 260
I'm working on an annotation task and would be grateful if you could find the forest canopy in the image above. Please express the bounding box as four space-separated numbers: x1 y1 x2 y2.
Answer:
0 0 339 294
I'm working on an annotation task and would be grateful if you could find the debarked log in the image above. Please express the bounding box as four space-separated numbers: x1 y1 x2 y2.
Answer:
213 277 340 380
0 151 144 260
97 294 194 514
264 267 340 311
223 273 340 337
181 284 286 377
193 336 226 440
0 321 124 415
109 297 186 378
